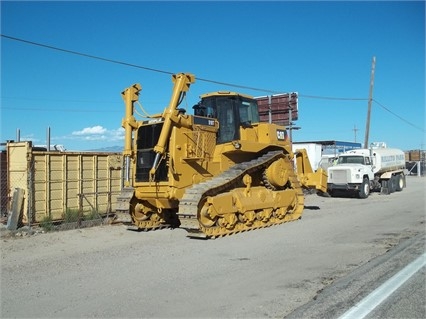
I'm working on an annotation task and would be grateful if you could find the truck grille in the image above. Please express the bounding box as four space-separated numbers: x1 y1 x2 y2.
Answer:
331 169 350 184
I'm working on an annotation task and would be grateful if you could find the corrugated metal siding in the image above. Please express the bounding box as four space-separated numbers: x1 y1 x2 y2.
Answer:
7 142 123 223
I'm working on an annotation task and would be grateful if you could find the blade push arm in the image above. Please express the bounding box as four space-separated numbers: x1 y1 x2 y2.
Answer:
150 73 196 177
121 83 142 186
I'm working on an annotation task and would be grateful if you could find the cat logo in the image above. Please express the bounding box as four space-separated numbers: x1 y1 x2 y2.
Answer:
276 129 287 141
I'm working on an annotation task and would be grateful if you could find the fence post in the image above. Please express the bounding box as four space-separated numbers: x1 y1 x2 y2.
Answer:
78 193 83 227
107 191 111 220
27 159 34 229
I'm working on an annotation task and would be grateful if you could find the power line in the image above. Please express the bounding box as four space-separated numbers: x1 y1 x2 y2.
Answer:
0 34 365 98
0 34 174 76
4 99 424 132
1 96 116 104
298 94 368 101
1 34 423 131
373 99 425 132
1 106 121 113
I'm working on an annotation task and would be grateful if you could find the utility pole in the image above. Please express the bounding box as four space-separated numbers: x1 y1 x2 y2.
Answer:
364 56 376 148
353 125 359 143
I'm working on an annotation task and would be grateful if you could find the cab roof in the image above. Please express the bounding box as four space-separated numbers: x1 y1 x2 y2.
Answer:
200 91 254 100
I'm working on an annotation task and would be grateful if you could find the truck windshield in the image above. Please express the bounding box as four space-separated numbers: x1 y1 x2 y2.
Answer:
338 156 365 165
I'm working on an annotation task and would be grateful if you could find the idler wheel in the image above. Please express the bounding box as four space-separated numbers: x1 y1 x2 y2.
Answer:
264 158 289 189
131 202 152 222
198 199 216 227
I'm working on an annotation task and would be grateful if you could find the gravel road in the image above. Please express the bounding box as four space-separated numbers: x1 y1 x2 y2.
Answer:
1 176 424 318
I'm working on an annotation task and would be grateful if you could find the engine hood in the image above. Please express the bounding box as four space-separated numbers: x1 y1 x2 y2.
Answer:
328 163 367 172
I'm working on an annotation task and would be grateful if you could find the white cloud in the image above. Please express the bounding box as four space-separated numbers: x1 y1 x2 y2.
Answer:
67 126 124 144
109 128 125 141
19 134 38 142
72 125 107 136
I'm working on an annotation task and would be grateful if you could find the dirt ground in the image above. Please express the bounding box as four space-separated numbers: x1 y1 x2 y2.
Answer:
1 176 425 318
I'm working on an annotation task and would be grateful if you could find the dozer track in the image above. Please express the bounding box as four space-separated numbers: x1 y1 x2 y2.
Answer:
178 150 305 238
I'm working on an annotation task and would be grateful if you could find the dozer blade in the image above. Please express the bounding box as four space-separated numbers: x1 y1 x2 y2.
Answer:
294 149 328 193
302 169 328 194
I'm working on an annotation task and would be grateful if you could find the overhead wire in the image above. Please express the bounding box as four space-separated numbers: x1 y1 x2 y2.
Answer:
299 94 368 101
373 99 425 132
0 34 173 76
1 34 423 132
0 34 364 99
1 106 121 113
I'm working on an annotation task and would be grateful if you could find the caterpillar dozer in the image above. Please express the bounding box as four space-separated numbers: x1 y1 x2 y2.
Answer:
116 73 327 238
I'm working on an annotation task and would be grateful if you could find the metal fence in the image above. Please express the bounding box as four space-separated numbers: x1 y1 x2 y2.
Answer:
1 150 9 218
1 141 123 230
406 161 425 176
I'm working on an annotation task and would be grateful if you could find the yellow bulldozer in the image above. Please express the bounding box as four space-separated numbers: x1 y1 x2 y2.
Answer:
116 73 327 238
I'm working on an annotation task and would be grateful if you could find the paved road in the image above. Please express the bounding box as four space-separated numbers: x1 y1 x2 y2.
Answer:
286 232 425 319
1 176 425 318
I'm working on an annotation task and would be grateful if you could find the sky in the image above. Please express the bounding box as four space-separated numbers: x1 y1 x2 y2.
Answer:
1 1 425 152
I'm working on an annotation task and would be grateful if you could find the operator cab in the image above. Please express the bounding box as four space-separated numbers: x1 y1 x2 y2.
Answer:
194 92 260 144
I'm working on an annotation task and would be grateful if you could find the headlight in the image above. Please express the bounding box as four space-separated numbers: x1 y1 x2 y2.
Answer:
233 141 241 149
355 174 360 179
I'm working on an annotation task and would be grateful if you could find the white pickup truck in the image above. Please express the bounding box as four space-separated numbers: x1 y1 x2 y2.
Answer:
327 144 406 198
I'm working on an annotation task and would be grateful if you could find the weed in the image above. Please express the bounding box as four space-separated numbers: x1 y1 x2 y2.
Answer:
40 215 53 232
84 209 100 221
63 208 79 223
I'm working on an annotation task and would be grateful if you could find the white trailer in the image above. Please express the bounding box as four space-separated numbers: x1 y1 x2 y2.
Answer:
327 144 406 198
292 143 322 171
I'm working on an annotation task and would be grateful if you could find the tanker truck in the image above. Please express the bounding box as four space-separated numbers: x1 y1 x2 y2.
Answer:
327 142 406 198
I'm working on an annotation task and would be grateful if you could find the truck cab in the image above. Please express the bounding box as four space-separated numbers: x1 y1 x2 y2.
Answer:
327 150 374 198
318 154 338 171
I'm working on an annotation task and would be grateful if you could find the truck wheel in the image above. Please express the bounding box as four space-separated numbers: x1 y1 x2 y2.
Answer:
388 176 396 193
359 178 370 199
395 174 404 191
